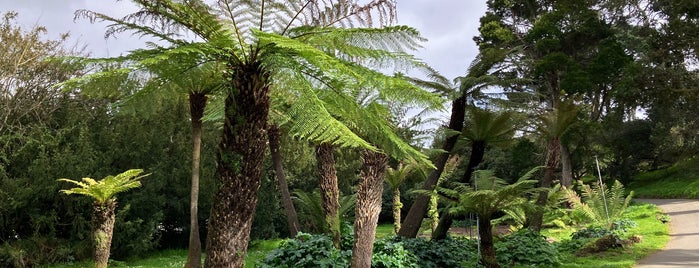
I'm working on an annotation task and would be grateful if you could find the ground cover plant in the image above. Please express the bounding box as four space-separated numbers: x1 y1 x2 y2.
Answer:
45 202 666 268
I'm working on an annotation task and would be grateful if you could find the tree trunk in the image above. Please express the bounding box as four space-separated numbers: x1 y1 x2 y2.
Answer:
529 138 560 232
392 188 402 234
185 92 206 268
560 142 573 188
351 150 389 268
399 96 466 238
478 215 499 268
268 124 300 237
93 201 116 268
315 143 341 248
205 62 270 268
433 140 486 240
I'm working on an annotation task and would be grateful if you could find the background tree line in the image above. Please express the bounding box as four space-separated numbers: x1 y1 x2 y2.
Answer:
0 0 697 266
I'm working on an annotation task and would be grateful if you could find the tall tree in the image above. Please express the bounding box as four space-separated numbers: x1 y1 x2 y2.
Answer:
267 124 300 237
65 1 430 266
399 48 509 238
432 107 514 240
528 101 578 231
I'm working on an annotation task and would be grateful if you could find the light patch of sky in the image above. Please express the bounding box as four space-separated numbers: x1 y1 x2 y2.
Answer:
4 0 490 140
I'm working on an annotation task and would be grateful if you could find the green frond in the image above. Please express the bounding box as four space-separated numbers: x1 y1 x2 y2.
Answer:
318 91 433 168
57 169 149 205
462 107 515 145
537 100 579 138
385 161 416 190
279 81 376 150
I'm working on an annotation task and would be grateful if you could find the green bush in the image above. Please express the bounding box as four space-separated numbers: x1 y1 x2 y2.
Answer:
371 238 418 268
260 232 417 268
260 233 350 268
495 229 561 267
399 237 478 268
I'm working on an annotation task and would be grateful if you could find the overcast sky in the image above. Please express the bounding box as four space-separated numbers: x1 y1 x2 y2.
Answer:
4 0 487 79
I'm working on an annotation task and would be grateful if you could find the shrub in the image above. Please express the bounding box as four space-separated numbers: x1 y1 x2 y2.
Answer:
399 237 478 268
260 233 350 268
495 229 561 267
261 232 417 268
371 238 418 268
566 219 638 254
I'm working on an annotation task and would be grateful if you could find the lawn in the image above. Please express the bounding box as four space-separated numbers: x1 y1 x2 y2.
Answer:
542 202 669 268
629 157 699 198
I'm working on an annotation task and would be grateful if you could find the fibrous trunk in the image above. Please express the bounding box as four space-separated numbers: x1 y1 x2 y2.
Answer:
185 92 206 268
315 143 341 248
268 124 300 237
433 140 486 240
560 143 573 188
93 201 116 268
529 138 560 232
392 188 402 234
478 215 499 268
205 62 270 268
399 96 465 238
351 150 388 268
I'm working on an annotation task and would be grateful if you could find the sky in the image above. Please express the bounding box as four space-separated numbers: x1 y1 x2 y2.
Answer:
3 0 488 79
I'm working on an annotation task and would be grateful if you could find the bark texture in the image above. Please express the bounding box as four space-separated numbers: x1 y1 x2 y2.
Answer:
351 150 389 268
93 201 116 268
560 143 573 188
186 92 206 268
478 215 499 268
392 188 402 234
433 140 487 239
205 62 270 268
529 138 560 232
399 96 466 238
315 143 341 248
268 124 300 237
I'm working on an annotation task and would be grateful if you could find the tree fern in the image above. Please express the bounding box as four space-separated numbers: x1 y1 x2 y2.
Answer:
58 169 149 205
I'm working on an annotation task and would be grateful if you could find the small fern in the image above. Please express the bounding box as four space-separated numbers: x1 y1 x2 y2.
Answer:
565 180 633 227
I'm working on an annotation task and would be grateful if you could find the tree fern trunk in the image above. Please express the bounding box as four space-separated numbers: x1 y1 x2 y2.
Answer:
560 143 573 187
392 188 402 234
351 150 388 268
400 96 465 238
205 63 270 268
315 143 341 248
433 140 487 240
186 92 206 268
268 124 300 237
93 201 116 268
478 216 499 268
529 138 560 232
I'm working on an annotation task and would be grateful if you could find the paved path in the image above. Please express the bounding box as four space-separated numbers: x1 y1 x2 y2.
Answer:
636 199 699 268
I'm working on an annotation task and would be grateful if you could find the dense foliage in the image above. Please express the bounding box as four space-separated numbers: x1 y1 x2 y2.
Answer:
1 0 697 266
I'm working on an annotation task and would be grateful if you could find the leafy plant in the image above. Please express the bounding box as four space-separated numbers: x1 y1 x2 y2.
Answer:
495 229 561 267
432 168 542 268
260 233 351 268
58 169 149 268
565 180 634 227
371 238 418 268
398 237 479 268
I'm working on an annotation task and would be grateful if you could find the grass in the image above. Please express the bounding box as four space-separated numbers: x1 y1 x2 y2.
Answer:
541 202 669 268
42 239 283 268
628 157 699 198
44 207 669 268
